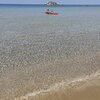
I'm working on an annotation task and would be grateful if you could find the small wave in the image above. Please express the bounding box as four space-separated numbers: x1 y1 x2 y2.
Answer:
15 70 100 100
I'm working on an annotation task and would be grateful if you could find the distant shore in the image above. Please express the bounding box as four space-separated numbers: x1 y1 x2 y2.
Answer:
1 4 100 6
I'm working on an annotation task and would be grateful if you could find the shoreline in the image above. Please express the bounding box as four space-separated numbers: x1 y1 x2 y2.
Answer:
16 70 100 100
0 52 100 100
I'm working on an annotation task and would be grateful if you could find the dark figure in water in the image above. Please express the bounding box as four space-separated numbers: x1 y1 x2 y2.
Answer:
47 9 49 11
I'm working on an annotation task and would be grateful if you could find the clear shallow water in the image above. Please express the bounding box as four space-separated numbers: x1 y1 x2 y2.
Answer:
0 5 100 100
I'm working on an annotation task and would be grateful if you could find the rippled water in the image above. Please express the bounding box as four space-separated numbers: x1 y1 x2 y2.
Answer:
0 5 100 100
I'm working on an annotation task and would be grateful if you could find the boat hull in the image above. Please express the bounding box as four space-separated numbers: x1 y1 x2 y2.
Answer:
45 12 58 15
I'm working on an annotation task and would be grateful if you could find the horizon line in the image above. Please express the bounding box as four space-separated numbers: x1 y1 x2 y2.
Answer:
0 3 100 6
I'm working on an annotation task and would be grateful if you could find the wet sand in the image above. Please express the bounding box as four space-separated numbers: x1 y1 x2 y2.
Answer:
0 52 100 100
15 52 100 100
36 86 100 100
27 77 100 100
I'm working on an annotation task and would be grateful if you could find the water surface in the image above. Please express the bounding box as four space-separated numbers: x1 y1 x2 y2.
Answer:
0 5 100 100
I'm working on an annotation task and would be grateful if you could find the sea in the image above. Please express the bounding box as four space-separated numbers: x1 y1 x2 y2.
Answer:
0 4 100 100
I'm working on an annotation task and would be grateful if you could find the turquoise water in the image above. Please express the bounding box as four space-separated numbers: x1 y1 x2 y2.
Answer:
0 5 100 100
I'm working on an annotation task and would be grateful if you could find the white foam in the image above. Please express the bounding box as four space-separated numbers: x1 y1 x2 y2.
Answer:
15 70 100 100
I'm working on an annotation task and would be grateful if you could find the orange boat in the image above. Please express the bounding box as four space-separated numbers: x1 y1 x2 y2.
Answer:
45 11 58 15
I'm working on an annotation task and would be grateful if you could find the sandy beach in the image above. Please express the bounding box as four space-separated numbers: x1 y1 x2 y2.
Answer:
13 72 100 100
13 52 100 100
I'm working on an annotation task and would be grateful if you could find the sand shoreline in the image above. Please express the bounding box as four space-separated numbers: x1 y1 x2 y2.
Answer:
16 70 100 100
0 52 99 100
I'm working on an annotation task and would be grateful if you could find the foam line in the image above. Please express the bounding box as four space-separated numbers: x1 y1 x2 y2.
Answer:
15 70 100 100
